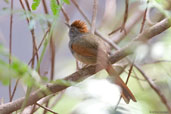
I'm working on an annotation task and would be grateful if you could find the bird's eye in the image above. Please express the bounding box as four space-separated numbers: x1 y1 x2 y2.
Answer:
70 29 74 32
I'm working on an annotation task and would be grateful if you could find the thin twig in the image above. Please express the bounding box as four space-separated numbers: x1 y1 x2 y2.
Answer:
126 63 134 84
120 0 129 34
49 91 65 108
135 65 171 113
22 94 56 113
91 0 98 34
19 1 39 113
49 39 55 81
10 79 20 101
43 101 49 114
19 0 39 68
140 0 149 33
143 60 171 65
111 9 144 43
24 0 39 68
133 69 145 90
19 0 29 23
30 104 36 114
71 0 90 25
114 96 122 112
56 0 70 24
114 62 134 112
42 0 55 81
41 1 55 113
9 0 14 102
61 8 70 23
11 29 49 105
109 0 129 35
108 26 122 36
24 0 32 11
9 0 13 65
32 94 55 113
36 103 58 114
28 28 50 65
124 70 147 81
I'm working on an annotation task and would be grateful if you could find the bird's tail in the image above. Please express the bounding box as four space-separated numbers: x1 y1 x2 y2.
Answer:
106 64 136 103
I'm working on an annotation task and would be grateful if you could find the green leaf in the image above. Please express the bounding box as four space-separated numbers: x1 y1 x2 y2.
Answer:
10 58 29 77
63 0 70 4
50 0 60 16
31 0 41 10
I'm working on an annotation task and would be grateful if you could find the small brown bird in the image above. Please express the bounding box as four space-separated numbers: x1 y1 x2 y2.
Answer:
66 20 136 103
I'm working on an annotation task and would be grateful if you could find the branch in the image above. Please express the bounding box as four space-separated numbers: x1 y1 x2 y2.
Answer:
9 0 14 102
135 65 171 113
28 28 50 65
90 0 98 34
0 18 170 114
139 0 149 33
36 103 58 114
24 0 39 68
9 0 13 65
56 0 70 24
111 9 144 43
108 0 129 35
19 0 39 68
120 0 129 34
71 0 90 24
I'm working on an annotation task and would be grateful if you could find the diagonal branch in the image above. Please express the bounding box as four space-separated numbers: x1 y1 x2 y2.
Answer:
19 0 39 68
24 0 39 68
111 7 144 43
140 0 149 33
91 0 98 34
56 0 70 24
36 103 58 114
71 0 90 24
135 65 171 113
109 0 129 35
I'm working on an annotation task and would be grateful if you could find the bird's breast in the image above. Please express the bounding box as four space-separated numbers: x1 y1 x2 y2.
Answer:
72 51 97 65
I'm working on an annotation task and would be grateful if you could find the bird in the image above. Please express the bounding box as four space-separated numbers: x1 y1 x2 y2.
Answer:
66 20 136 103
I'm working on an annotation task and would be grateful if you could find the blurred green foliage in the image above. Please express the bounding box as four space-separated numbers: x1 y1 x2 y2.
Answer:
31 0 70 16
0 45 37 87
31 0 41 10
50 0 60 16
0 0 170 114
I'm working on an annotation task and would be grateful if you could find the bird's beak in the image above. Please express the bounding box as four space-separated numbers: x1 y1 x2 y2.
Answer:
65 23 70 28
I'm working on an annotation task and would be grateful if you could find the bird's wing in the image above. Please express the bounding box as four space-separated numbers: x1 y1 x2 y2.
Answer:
71 35 98 57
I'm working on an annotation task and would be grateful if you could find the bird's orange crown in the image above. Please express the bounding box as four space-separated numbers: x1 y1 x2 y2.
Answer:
71 20 88 33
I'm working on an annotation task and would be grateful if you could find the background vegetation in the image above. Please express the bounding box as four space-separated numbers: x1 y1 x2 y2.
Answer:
0 0 171 114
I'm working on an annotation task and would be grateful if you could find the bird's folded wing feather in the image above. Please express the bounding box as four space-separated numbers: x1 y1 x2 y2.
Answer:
71 35 98 57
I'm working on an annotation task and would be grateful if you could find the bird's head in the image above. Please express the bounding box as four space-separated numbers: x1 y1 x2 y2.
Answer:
66 20 88 38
